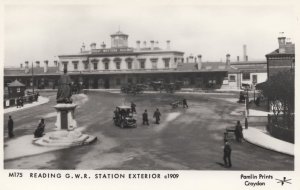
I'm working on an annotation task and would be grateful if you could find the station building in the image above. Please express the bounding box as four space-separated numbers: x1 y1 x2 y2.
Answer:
4 31 268 91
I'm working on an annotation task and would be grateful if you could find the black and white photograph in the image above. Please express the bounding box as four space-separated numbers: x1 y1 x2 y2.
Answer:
1 0 299 189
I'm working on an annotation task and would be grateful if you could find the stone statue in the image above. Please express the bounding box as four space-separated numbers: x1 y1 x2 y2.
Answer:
56 68 73 103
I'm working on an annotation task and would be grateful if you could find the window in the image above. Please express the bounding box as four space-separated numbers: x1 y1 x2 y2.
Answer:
104 62 109 70
252 75 257 84
93 62 98 70
62 62 68 71
127 62 132 69
229 75 236 82
125 57 133 69
163 58 170 68
17 88 20 93
128 78 133 84
138 59 146 69
116 62 121 69
84 62 89 70
74 63 78 70
150 58 158 69
242 73 250 80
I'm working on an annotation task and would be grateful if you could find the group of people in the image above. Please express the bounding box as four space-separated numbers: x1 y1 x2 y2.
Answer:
131 102 162 125
7 115 46 139
16 97 24 108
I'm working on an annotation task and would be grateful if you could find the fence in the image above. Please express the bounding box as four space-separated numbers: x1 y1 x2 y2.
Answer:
266 114 294 143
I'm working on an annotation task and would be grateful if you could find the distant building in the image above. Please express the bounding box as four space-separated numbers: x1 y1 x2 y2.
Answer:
266 34 295 78
3 31 268 91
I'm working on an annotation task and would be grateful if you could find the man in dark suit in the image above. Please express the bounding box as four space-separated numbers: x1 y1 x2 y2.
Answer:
223 141 232 168
8 115 14 138
142 110 149 125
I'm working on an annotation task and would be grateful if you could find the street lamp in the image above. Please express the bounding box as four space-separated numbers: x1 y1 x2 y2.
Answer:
31 62 35 94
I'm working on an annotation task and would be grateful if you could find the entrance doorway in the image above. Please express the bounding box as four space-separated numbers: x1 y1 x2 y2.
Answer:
104 78 110 89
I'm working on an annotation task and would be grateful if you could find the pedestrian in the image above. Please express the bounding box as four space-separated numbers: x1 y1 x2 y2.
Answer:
142 109 149 125
235 120 243 142
34 118 46 138
223 140 232 168
183 98 189 108
16 97 20 108
8 115 14 138
131 102 137 114
153 108 161 124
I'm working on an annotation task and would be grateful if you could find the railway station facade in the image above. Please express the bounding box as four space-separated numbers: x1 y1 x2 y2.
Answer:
4 31 268 91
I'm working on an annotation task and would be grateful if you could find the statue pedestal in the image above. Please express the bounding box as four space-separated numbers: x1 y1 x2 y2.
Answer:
53 104 78 131
34 103 97 147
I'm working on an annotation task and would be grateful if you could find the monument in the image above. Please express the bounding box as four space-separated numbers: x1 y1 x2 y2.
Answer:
34 69 97 147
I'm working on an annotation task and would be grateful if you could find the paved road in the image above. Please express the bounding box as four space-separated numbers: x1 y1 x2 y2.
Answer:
4 91 294 170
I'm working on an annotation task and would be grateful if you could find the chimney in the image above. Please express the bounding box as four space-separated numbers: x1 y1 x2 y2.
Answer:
194 57 197 62
143 41 147 48
278 32 286 53
25 61 29 73
81 43 85 52
186 57 189 63
20 63 23 69
243 45 247 61
44 60 48 73
226 54 230 64
245 56 248 62
136 40 141 50
90 43 96 50
166 40 171 50
237 56 240 62
155 41 159 48
101 42 106 49
36 61 40 68
150 40 154 50
197 54 202 70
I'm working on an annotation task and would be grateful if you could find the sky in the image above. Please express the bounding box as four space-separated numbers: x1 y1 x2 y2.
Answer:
4 3 297 67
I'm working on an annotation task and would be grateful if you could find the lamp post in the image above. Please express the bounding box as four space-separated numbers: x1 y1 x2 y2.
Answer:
79 71 83 93
31 62 35 94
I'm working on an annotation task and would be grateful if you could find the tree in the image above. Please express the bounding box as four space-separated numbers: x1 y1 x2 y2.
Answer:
260 70 294 129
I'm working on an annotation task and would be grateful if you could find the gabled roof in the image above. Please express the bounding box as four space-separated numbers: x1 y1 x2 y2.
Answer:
8 80 25 87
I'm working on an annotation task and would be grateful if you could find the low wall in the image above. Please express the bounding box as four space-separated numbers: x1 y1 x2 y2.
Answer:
266 124 294 143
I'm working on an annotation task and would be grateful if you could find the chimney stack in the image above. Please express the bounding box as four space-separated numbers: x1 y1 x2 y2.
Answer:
226 54 230 64
243 45 247 62
44 60 48 73
81 43 85 52
101 42 106 49
36 61 40 68
155 41 159 48
143 41 147 48
20 63 23 69
166 40 171 50
25 61 29 73
197 54 202 70
186 57 189 63
237 56 240 62
150 40 154 50
278 32 286 53
90 43 96 50
245 56 248 62
136 40 141 50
